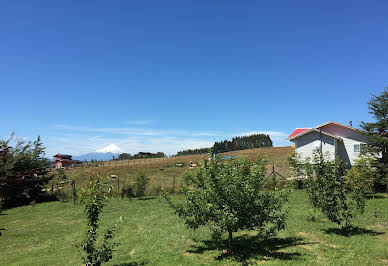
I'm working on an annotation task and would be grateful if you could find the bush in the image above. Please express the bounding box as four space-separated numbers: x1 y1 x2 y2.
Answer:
293 151 368 229
121 172 150 198
121 185 135 199
0 135 53 207
133 171 149 197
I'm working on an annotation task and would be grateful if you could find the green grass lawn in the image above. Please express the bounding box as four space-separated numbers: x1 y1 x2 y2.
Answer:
1 190 387 265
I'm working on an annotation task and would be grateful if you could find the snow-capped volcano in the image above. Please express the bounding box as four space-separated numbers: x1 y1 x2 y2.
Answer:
73 144 122 161
96 144 122 153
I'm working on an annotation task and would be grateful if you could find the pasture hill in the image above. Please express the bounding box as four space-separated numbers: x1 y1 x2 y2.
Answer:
52 146 294 196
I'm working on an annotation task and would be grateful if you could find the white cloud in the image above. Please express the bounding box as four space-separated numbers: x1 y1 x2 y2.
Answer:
43 125 292 157
43 134 213 157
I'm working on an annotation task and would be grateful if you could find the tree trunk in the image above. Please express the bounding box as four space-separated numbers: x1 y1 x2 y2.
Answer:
228 230 232 251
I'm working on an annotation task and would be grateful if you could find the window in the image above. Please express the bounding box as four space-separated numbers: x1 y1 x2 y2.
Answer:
354 144 361 153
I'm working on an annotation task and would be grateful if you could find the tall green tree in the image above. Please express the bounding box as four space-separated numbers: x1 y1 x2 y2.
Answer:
361 88 388 191
165 154 287 251
0 134 52 207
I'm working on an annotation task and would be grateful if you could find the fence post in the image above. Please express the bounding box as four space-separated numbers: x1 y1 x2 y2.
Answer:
117 177 120 195
272 165 276 186
172 174 176 194
72 180 76 205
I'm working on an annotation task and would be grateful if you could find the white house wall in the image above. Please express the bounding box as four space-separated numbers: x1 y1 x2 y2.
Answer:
320 124 368 165
295 131 336 161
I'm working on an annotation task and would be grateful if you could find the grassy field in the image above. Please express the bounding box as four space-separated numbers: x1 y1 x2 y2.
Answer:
50 146 294 196
1 190 387 265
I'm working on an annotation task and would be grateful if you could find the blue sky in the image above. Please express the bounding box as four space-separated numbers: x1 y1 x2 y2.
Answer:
1 0 387 156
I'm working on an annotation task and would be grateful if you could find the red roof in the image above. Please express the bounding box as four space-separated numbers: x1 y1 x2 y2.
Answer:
287 128 310 139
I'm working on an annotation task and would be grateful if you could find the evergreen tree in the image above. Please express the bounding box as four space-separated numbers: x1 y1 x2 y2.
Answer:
361 88 388 191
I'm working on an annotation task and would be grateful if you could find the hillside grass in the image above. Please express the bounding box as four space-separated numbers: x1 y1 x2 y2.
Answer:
0 190 387 265
49 146 294 196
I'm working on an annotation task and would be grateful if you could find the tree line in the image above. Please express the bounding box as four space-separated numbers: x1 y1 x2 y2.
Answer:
118 152 166 160
175 133 273 156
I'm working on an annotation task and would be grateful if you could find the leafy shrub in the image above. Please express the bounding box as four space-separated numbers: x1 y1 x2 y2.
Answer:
133 171 149 197
165 155 287 251
292 151 368 229
121 185 135 199
0 134 53 207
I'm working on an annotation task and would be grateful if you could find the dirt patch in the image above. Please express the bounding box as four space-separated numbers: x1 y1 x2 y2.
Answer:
378 222 388 228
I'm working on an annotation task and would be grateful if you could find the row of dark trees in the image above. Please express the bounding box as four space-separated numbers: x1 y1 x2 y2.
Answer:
118 152 166 160
213 134 273 153
176 133 273 156
176 148 210 156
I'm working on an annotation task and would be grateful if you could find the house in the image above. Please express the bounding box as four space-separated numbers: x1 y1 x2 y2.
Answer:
288 121 368 165
53 154 81 168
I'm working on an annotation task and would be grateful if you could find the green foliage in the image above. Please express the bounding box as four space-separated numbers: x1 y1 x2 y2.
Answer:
292 151 367 229
121 185 135 199
120 172 150 199
78 175 122 266
133 171 149 197
56 169 77 204
165 155 287 250
132 152 166 159
361 88 388 192
213 133 273 154
0 134 53 207
176 147 210 156
176 134 273 156
118 153 131 160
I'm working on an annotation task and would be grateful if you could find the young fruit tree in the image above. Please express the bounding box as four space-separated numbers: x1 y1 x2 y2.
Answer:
78 175 122 266
292 151 368 231
165 155 287 251
0 134 52 207
361 88 388 192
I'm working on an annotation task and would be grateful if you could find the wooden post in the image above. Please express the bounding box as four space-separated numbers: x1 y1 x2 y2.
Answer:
172 174 176 194
272 165 276 186
72 180 76 205
117 177 120 195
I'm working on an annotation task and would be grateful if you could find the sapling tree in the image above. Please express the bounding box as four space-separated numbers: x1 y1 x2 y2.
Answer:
165 154 287 251
78 175 122 266
56 168 77 204
133 171 149 197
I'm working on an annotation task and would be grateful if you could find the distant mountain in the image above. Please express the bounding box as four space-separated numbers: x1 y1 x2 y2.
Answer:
73 144 122 161
96 144 122 153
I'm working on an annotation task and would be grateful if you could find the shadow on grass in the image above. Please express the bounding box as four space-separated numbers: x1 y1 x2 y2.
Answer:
114 261 147 266
365 193 385 199
137 197 156 201
188 234 317 263
323 226 384 236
